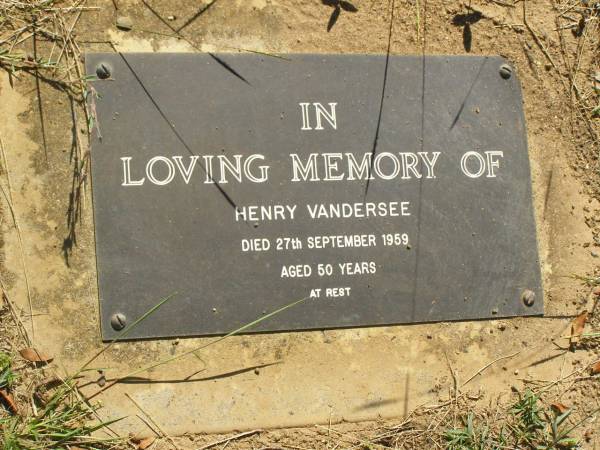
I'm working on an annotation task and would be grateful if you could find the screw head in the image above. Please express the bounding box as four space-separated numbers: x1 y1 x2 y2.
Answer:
110 313 127 331
521 289 535 307
499 63 512 79
96 62 112 80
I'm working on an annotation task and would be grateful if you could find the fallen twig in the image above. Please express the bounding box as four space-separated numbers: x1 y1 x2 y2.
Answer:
461 350 521 387
195 430 262 450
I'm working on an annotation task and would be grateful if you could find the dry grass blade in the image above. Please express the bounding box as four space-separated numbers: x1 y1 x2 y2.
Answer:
195 430 261 450
76 292 178 376
125 393 180 450
88 296 309 399
0 132 36 344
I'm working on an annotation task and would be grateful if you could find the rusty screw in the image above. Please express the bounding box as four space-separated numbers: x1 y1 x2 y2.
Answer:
110 312 127 331
96 62 112 79
499 63 512 79
521 289 535 307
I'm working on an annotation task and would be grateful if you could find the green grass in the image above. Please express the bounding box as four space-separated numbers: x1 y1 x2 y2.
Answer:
0 294 309 449
1 380 123 450
443 389 594 450
570 274 600 286
0 352 16 390
2 349 121 449
444 413 500 450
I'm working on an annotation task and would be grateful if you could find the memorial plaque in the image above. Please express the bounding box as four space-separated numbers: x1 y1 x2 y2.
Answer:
85 53 543 340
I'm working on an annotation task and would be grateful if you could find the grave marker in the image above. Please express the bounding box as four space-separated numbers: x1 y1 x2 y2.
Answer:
85 53 543 340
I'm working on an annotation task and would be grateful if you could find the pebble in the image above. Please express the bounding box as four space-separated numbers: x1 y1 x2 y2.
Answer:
591 250 599 258
116 16 133 31
97 370 106 387
514 369 519 375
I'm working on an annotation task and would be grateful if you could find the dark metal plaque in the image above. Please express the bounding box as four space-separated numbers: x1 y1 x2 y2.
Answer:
86 53 543 341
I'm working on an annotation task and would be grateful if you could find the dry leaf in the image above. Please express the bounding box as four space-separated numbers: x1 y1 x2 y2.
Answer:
570 310 588 344
19 347 53 363
0 388 18 414
591 361 600 375
551 402 570 414
137 437 156 450
131 436 156 450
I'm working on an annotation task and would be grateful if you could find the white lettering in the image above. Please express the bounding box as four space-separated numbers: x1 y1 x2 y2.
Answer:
290 153 320 181
146 156 175 185
313 102 337 130
460 151 486 178
121 157 145 186
485 151 504 178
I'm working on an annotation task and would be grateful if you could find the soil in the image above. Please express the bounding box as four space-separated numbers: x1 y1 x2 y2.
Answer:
0 0 599 448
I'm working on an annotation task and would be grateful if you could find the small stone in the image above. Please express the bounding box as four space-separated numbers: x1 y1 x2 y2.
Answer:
511 385 519 392
212 307 217 313
591 250 599 258
254 368 260 375
97 370 106 387
491 307 499 315
514 369 519 376
167 15 176 20
116 16 133 31
497 322 506 331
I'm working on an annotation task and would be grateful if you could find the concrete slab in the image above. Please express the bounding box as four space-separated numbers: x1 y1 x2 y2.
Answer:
0 0 596 437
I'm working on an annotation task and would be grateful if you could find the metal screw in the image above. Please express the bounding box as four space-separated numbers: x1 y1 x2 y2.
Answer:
499 63 512 79
110 313 127 331
96 62 111 79
521 289 535 307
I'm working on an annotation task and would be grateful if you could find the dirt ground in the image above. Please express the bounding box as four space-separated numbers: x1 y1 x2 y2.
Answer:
1 0 600 448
